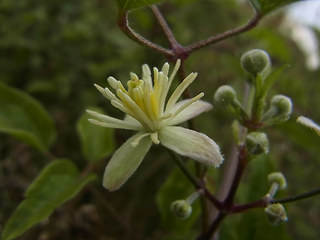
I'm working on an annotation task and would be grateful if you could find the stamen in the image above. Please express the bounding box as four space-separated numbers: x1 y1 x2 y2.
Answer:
117 90 154 130
169 92 204 120
86 110 141 129
166 72 198 111
159 113 172 120
151 132 160 144
161 62 170 76
158 75 169 115
130 72 140 81
94 84 109 99
88 119 141 131
153 67 159 88
107 77 119 89
104 87 118 101
167 59 181 89
131 132 151 147
142 64 152 86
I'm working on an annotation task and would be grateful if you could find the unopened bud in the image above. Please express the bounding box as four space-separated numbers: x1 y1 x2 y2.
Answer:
241 49 270 75
268 172 287 190
170 200 192 219
246 132 269 155
262 95 292 125
213 85 236 108
265 203 288 226
270 95 292 116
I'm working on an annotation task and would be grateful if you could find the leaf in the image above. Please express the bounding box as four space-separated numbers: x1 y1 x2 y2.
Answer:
261 64 289 98
116 0 166 12
1 159 96 240
156 162 201 238
0 83 56 152
76 108 115 162
250 0 301 15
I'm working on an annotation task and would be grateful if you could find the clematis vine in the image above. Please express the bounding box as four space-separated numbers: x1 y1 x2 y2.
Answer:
87 60 223 191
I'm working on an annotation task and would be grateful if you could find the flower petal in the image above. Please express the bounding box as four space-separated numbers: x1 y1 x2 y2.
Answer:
103 133 152 191
297 116 320 136
159 126 223 167
166 100 212 125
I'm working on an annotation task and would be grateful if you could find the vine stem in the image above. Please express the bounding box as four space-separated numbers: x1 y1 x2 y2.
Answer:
232 187 320 213
185 13 261 53
117 11 173 56
117 8 261 59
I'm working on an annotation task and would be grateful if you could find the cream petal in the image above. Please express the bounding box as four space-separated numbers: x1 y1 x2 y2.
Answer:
159 126 223 167
297 116 320 136
103 134 152 191
166 100 212 125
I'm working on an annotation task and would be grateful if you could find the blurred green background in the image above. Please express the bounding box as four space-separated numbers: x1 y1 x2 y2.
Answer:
0 0 319 239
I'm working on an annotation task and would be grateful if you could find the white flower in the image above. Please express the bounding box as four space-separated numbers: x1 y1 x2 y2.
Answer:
88 60 223 191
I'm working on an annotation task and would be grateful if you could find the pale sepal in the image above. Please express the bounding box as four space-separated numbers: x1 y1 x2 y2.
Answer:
297 116 320 136
159 126 223 167
103 133 152 191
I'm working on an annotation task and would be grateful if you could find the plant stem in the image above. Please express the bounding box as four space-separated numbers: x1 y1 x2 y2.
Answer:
231 187 320 213
185 13 261 54
198 212 227 240
223 145 248 207
117 11 173 56
150 5 180 48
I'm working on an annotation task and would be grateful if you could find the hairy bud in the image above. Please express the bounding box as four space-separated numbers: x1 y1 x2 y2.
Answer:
268 172 287 190
246 132 269 155
170 200 192 219
213 85 236 107
241 49 270 75
262 95 292 125
265 203 288 226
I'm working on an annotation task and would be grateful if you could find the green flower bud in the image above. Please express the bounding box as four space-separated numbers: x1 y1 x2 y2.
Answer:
268 172 287 190
262 95 292 125
241 49 270 75
213 85 236 107
265 203 288 226
270 95 292 116
245 132 269 155
170 200 192 219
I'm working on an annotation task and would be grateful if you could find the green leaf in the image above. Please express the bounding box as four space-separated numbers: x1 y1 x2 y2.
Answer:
0 83 56 152
250 0 301 15
116 0 166 12
261 64 289 97
76 108 114 162
1 159 96 240
156 162 201 238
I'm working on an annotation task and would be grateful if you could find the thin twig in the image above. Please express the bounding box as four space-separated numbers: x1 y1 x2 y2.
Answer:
198 212 227 240
117 11 173 56
231 187 320 213
150 5 180 48
185 13 261 54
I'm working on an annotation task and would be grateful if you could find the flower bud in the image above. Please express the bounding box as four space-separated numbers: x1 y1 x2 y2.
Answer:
241 49 270 75
265 203 288 226
170 200 192 219
245 132 269 155
262 95 292 125
213 85 236 108
268 172 287 190
270 95 292 116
